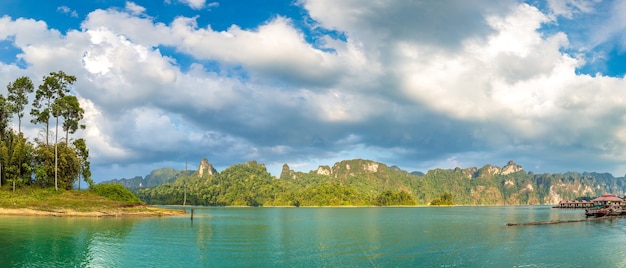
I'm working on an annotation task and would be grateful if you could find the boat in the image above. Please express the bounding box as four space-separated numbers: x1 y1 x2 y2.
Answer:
585 205 622 217
583 194 625 218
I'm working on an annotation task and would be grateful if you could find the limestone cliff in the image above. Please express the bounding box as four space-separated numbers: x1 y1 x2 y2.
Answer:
501 160 523 175
280 164 296 179
112 158 626 207
197 158 218 177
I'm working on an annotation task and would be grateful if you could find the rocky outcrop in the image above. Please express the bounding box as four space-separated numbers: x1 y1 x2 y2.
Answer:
475 161 524 178
198 158 218 177
109 158 626 206
317 165 332 176
363 162 379 173
329 159 388 177
280 164 297 179
501 160 523 175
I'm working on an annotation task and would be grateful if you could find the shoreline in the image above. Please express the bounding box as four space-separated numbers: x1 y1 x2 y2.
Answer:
0 206 187 217
1 204 562 216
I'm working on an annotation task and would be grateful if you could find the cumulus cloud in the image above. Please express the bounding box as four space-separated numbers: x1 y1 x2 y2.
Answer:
179 0 207 10
125 1 146 15
1 1 626 180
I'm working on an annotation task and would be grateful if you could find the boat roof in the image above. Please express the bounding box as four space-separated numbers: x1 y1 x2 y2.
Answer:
591 194 623 202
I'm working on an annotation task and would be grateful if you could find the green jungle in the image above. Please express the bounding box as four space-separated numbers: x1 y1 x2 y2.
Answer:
104 158 626 207
0 72 143 211
0 72 93 192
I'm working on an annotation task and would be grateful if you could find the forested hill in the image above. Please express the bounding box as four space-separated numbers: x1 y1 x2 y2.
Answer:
103 159 626 206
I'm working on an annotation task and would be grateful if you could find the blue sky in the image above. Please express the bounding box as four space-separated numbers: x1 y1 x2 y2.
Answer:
1 0 626 181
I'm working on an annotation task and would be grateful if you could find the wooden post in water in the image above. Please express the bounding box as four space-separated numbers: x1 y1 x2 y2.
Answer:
191 208 194 221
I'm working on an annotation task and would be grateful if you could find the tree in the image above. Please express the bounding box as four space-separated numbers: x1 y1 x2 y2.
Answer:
2 132 33 192
33 142 80 190
0 95 12 137
7 76 34 134
30 71 75 146
73 138 93 189
32 72 78 191
0 94 13 187
55 95 85 143
56 142 81 190
0 72 92 191
430 192 454 206
5 77 34 189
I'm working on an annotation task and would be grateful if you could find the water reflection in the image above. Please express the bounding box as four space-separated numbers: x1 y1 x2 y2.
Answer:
3 206 626 267
0 216 137 267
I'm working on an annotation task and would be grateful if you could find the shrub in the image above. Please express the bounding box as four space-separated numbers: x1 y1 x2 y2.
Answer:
90 183 143 205
430 192 454 206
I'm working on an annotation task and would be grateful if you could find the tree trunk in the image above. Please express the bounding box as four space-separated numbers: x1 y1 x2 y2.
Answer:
46 122 50 147
78 166 81 191
54 115 58 191
46 98 51 146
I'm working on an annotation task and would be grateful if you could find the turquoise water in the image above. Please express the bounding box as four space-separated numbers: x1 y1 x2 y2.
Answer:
1 206 625 267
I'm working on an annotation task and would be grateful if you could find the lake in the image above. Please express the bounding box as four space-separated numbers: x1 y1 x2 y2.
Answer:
1 206 625 267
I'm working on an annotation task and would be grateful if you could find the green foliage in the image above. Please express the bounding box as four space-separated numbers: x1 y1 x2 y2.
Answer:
54 95 85 143
0 186 148 211
73 138 93 189
430 192 454 206
126 158 626 207
376 190 416 206
31 71 76 146
1 132 33 191
135 159 420 207
7 76 34 133
33 142 80 190
0 72 89 192
90 183 143 205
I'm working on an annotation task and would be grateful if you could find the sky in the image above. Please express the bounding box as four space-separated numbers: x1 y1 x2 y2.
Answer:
1 0 626 181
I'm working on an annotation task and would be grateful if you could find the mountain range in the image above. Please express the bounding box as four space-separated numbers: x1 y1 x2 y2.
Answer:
101 158 626 206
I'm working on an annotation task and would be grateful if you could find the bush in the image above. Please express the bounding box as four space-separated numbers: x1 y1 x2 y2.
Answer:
376 190 417 206
90 183 143 205
430 192 454 206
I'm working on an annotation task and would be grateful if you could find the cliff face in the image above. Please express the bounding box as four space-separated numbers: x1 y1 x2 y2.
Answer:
100 159 220 189
197 158 218 177
501 160 524 175
111 158 626 206
280 164 296 179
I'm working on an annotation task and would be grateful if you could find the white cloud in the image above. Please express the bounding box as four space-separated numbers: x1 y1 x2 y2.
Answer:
207 2 219 10
2 1 626 180
57 6 78 18
166 16 352 86
178 0 207 10
547 0 599 18
125 1 146 15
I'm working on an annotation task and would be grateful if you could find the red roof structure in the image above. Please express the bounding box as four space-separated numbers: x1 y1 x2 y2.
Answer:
591 194 624 203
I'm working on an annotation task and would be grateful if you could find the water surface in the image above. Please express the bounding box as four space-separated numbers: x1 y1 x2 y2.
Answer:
1 206 623 267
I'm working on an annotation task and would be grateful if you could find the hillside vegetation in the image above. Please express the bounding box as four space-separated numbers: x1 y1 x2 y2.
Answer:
0 185 185 216
118 159 626 207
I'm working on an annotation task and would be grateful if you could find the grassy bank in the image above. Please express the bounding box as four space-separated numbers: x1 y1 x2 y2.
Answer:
0 186 185 217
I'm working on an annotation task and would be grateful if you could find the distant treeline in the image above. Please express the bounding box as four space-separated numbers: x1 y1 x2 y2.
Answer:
119 159 626 207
